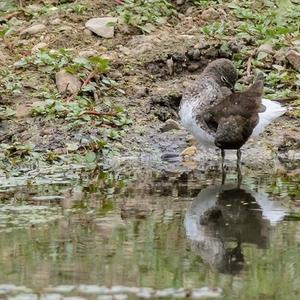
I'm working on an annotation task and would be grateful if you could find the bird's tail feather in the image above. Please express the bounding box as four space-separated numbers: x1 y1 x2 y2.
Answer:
251 98 286 136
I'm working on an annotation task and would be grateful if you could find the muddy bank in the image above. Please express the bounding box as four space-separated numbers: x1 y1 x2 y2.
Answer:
0 0 299 176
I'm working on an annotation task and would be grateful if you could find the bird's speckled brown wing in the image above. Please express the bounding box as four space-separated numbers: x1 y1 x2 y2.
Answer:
203 76 264 149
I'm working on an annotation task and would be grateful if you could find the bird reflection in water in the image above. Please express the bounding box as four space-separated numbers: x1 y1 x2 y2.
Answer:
184 183 287 274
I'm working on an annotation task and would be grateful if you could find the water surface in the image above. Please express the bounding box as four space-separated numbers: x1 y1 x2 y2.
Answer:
0 168 299 299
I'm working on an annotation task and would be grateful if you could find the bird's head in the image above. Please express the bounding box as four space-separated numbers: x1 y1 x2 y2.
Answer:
204 59 238 91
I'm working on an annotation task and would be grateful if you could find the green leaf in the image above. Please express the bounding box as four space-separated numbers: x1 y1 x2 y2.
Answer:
66 143 79 152
84 151 97 163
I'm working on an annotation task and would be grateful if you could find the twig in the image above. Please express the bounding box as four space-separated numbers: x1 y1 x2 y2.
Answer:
246 56 252 77
246 50 256 77
2 11 23 21
83 110 118 117
66 71 97 102
271 96 299 102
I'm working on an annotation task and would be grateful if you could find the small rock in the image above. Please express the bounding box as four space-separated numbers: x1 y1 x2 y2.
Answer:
166 57 174 75
78 50 98 58
286 49 300 70
185 7 194 16
274 48 286 63
205 47 219 59
134 87 149 98
194 39 208 50
142 23 156 32
118 45 131 56
257 43 273 54
229 41 242 53
117 23 131 34
201 8 219 21
85 17 118 38
176 0 185 5
188 62 201 72
58 25 72 32
192 48 201 60
83 29 93 37
0 50 7 63
131 43 153 55
20 24 46 36
160 119 181 132
50 18 61 25
15 103 32 118
55 69 82 95
27 4 42 13
31 42 48 53
181 146 197 158
287 150 300 161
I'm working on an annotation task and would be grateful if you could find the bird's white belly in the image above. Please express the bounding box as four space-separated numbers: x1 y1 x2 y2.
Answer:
179 101 215 147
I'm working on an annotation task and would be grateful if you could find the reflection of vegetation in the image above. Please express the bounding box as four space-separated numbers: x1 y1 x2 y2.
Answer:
0 172 299 299
267 175 300 200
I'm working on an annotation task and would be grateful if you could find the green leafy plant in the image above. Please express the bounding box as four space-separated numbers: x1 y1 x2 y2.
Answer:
116 0 176 33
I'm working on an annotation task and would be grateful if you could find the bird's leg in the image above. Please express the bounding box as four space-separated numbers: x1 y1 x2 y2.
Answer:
221 149 226 185
237 149 242 187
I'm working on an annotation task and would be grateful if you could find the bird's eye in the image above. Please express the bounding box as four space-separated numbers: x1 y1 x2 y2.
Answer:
221 76 228 84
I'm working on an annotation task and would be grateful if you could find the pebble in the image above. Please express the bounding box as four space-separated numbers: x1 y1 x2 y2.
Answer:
85 17 118 38
134 87 149 98
58 25 72 32
192 48 201 60
274 48 286 63
55 69 82 95
31 42 48 53
78 50 98 58
50 18 62 25
118 45 131 56
201 8 220 21
229 40 242 53
188 62 201 72
257 43 273 54
0 50 7 63
194 39 209 50
181 145 197 158
20 24 46 36
160 119 181 132
83 29 93 37
287 150 300 161
286 49 300 70
185 7 194 16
